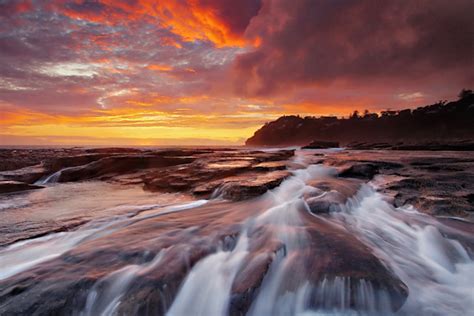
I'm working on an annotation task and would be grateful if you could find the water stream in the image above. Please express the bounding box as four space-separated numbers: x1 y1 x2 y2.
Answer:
0 150 472 315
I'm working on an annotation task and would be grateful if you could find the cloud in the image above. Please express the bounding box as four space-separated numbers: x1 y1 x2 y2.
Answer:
0 0 472 145
54 0 262 47
0 0 32 17
398 92 425 101
0 134 245 147
234 0 474 96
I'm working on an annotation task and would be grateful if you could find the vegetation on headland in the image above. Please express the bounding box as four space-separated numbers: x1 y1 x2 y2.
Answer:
246 89 474 147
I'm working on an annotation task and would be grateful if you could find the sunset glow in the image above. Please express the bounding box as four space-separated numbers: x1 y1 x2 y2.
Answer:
1 0 472 146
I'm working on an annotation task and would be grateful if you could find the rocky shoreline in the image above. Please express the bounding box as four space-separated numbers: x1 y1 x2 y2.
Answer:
0 147 472 315
1 147 472 219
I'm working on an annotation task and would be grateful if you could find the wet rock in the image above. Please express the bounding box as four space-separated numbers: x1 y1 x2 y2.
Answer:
250 150 295 163
392 141 474 151
229 253 275 315
339 163 379 180
0 148 87 172
364 160 404 170
347 141 474 151
0 181 43 194
230 214 408 314
57 155 195 182
347 140 474 151
44 154 109 173
84 147 144 154
219 171 291 201
0 164 47 183
347 142 393 150
306 191 346 214
387 171 474 218
252 161 287 171
295 219 408 312
307 178 361 197
303 178 361 215
303 140 340 149
144 160 251 194
145 150 293 198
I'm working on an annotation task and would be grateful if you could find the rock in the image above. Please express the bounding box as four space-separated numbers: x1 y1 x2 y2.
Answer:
145 150 293 197
252 161 287 171
387 172 474 218
392 141 474 151
0 164 47 183
0 171 410 315
304 178 361 214
339 163 379 180
56 155 196 182
347 142 393 150
229 236 286 315
0 181 43 194
306 178 361 197
298 216 408 312
306 191 345 214
230 213 409 314
303 140 340 149
44 154 109 173
145 160 251 194
219 171 291 201
84 147 144 154
0 148 85 172
346 141 474 151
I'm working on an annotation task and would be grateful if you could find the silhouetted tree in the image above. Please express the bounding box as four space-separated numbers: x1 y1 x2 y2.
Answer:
246 91 474 146
350 110 360 119
381 110 397 117
459 89 473 100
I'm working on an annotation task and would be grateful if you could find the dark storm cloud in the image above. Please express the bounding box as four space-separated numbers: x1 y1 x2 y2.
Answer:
235 0 474 96
198 0 262 34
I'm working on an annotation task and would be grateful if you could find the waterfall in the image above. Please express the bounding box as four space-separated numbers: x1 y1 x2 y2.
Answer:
167 230 250 316
333 184 474 316
35 170 63 185
82 251 166 316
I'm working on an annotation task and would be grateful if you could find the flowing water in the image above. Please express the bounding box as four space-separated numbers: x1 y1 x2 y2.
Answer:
0 150 472 315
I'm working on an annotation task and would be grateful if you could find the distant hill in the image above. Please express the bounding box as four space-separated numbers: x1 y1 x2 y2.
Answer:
246 90 474 147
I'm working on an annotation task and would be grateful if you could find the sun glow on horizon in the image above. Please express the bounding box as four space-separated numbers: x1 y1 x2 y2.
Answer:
0 0 470 146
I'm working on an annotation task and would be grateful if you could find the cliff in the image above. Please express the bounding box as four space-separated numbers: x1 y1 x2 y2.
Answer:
246 90 474 147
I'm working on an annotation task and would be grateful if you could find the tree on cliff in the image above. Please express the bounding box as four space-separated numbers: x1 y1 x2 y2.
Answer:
246 90 474 146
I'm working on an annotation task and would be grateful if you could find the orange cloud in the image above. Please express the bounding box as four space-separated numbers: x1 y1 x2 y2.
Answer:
0 104 262 146
153 1 245 47
147 64 173 72
53 0 259 47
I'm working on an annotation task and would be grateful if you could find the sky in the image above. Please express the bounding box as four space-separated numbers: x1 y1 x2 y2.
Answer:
0 0 472 146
